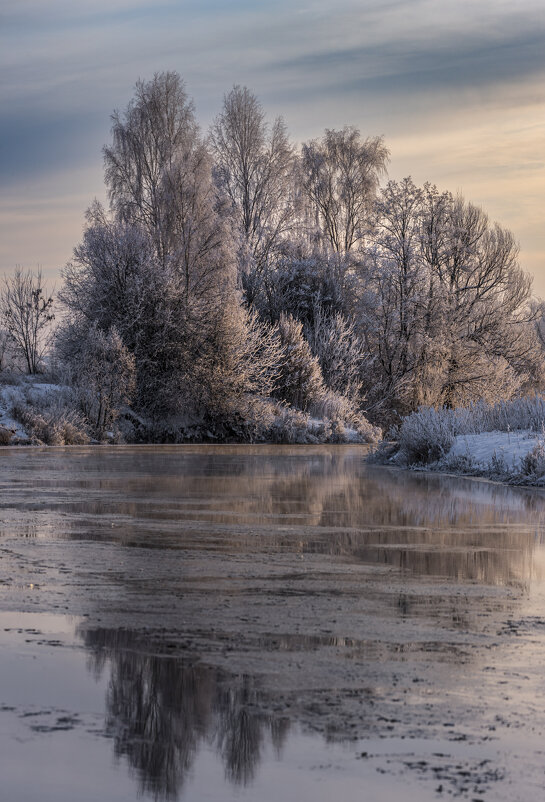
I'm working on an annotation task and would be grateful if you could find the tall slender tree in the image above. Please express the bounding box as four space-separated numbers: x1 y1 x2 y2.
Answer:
301 127 389 256
210 86 296 299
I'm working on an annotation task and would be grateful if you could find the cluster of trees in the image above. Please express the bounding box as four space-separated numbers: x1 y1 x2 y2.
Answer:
3 71 543 440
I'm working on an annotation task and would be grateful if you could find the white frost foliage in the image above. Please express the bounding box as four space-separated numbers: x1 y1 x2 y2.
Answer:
396 406 458 465
67 324 136 438
5 382 89 445
274 313 325 411
305 310 363 400
396 394 545 466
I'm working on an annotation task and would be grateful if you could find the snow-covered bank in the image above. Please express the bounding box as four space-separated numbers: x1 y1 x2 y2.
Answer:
372 397 545 486
0 376 380 446
440 430 545 484
0 378 89 445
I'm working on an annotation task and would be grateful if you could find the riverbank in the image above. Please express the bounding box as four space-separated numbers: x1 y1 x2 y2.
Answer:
0 375 379 446
372 398 545 486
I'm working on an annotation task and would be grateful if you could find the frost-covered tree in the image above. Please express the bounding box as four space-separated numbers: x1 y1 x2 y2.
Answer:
210 86 296 297
359 178 540 421
61 75 290 436
104 72 198 264
301 127 388 255
273 313 325 411
358 178 436 417
59 323 136 439
0 268 54 374
59 211 190 420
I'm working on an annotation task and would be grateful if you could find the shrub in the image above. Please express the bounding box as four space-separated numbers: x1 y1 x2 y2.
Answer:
397 406 457 465
0 426 13 445
520 441 545 478
273 313 326 411
7 384 90 445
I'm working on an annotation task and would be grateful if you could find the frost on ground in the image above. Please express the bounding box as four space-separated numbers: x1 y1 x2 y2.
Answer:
0 374 379 447
0 377 89 446
447 431 542 473
373 395 545 485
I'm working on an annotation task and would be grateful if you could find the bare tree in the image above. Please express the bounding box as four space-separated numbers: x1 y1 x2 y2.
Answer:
104 71 199 265
359 178 539 420
210 86 296 294
301 127 389 255
0 268 54 374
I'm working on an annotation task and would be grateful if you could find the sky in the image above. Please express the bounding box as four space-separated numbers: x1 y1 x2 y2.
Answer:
2 0 544 293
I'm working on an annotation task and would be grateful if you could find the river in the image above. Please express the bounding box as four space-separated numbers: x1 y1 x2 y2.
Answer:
1 445 545 800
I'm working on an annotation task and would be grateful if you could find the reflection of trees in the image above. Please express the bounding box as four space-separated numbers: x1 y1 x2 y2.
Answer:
4 445 545 585
79 627 288 800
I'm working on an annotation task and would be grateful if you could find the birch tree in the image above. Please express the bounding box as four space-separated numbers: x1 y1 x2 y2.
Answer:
301 127 388 256
210 86 296 299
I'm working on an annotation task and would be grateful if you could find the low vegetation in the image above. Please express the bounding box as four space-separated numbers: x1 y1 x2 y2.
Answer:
374 396 545 485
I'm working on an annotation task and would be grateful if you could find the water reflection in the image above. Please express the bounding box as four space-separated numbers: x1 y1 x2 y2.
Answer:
79 627 289 799
1 446 545 586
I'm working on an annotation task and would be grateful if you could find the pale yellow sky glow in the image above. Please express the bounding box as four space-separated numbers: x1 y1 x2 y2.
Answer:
1 0 544 295
388 86 545 293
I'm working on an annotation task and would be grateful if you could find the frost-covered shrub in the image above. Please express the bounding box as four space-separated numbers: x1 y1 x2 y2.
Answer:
520 442 545 478
8 386 89 445
273 313 325 411
397 406 457 465
267 406 317 444
305 310 363 401
439 453 477 474
58 323 136 440
392 394 545 468
308 389 380 443
487 451 509 476
0 425 13 445
468 395 545 434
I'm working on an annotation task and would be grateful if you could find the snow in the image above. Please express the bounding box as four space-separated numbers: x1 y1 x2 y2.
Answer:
447 430 542 471
0 380 67 442
0 386 28 438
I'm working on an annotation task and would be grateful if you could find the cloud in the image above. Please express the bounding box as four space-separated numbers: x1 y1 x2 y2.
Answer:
1 0 544 289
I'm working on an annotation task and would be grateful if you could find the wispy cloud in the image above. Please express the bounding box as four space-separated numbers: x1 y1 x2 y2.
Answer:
1 0 544 288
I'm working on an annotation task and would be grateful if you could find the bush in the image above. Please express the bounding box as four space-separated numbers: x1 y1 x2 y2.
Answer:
7 384 90 445
392 394 545 467
0 426 14 445
396 406 457 465
520 441 545 478
273 314 326 411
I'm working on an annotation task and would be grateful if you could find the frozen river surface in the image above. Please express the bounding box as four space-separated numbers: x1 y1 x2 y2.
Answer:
1 444 545 800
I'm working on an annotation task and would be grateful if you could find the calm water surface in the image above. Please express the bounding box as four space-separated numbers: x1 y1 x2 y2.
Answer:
1 445 545 800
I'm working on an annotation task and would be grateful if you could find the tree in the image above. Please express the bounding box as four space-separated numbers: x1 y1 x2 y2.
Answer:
61 74 289 437
61 324 136 439
210 86 296 297
301 127 389 256
0 268 54 374
359 178 539 421
104 72 198 265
